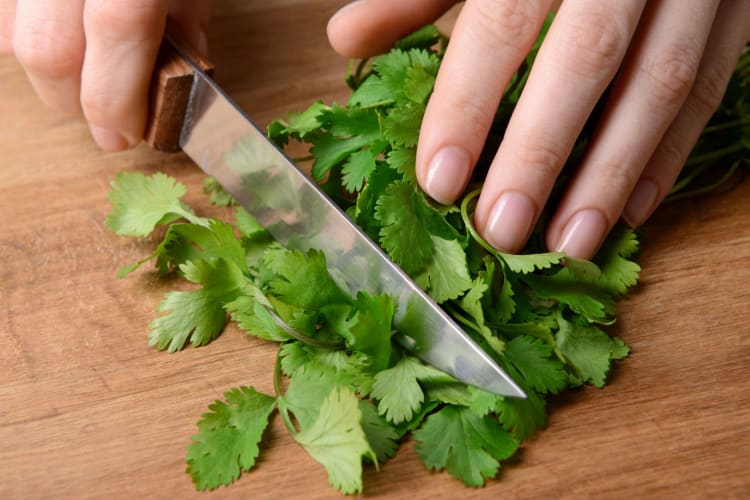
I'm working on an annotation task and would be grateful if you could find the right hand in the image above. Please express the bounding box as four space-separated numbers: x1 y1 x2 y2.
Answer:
0 0 213 151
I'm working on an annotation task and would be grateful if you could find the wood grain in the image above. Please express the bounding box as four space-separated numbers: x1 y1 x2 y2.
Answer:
1 1 749 498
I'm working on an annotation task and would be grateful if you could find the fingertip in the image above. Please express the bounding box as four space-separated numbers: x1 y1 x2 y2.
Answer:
480 191 538 254
550 208 609 260
326 1 378 58
419 145 472 205
622 178 660 228
90 124 135 152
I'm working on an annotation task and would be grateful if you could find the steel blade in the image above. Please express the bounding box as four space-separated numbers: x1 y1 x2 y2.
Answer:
177 54 525 398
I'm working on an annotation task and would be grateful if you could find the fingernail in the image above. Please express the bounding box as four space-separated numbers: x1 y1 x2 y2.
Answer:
623 178 659 227
555 209 608 259
424 146 471 205
485 191 536 253
90 125 128 152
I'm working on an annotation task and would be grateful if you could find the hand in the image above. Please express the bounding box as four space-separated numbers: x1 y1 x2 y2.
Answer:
0 0 213 151
327 0 750 259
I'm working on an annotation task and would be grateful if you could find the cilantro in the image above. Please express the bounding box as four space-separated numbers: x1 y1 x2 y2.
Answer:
359 401 400 463
148 258 245 352
503 335 568 395
496 389 547 441
105 172 206 236
105 21 749 497
263 246 352 310
186 386 276 490
414 406 518 487
375 180 434 274
415 236 472 303
293 387 376 495
203 176 237 206
371 356 434 425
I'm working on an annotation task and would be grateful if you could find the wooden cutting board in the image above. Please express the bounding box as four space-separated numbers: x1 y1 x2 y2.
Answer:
1 1 748 497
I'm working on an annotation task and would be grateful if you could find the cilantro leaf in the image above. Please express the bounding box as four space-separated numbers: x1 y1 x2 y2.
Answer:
375 181 434 274
309 105 382 180
495 389 547 441
503 335 568 395
105 172 206 237
348 74 393 107
326 292 395 372
293 387 376 494
414 406 519 487
359 401 400 463
267 101 330 145
148 258 244 352
282 364 344 429
186 386 276 490
371 356 435 425
593 224 641 296
556 314 626 387
225 294 291 342
386 146 417 183
341 147 379 193
203 176 236 207
500 252 564 274
415 236 472 303
394 25 443 51
523 271 616 324
382 101 425 147
263 247 352 310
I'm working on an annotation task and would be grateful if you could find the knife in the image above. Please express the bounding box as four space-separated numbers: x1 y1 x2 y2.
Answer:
144 36 525 398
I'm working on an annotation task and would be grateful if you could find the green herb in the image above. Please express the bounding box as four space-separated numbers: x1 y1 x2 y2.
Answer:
105 25 749 494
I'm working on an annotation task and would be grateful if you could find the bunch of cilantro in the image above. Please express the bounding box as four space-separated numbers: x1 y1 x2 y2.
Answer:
105 25 748 494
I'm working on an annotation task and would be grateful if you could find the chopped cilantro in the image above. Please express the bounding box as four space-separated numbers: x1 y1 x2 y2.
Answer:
104 22 750 497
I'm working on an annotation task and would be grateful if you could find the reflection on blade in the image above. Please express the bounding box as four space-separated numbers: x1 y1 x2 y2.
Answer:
178 65 525 398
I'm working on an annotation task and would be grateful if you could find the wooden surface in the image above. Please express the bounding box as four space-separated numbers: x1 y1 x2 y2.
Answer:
1 1 749 498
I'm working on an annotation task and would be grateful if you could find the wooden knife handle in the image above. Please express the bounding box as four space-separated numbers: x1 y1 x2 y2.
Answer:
143 36 214 152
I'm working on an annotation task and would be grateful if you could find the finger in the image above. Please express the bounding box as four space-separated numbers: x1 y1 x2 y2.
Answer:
12 0 85 113
416 0 555 207
81 0 170 151
544 0 719 259
622 0 750 228
327 0 458 58
168 0 214 56
0 0 15 54
472 0 645 254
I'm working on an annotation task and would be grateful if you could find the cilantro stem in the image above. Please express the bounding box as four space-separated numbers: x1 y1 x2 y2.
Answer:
264 306 344 349
701 117 750 134
356 99 396 110
684 142 745 167
666 160 745 203
291 155 314 163
274 350 298 435
460 188 498 257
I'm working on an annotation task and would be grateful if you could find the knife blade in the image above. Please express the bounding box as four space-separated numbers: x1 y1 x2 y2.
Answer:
151 37 525 398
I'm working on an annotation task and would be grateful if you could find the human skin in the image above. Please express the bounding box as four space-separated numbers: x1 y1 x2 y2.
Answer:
2 0 749 259
327 0 750 259
0 0 212 150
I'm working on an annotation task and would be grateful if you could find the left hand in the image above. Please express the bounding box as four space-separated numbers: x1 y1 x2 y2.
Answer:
327 0 750 259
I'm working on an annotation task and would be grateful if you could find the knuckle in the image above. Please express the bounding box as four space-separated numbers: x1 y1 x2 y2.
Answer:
81 88 128 128
689 60 733 116
470 0 543 52
556 11 627 77
434 82 496 138
12 23 82 78
641 43 700 108
656 135 688 172
514 136 566 180
86 0 167 40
